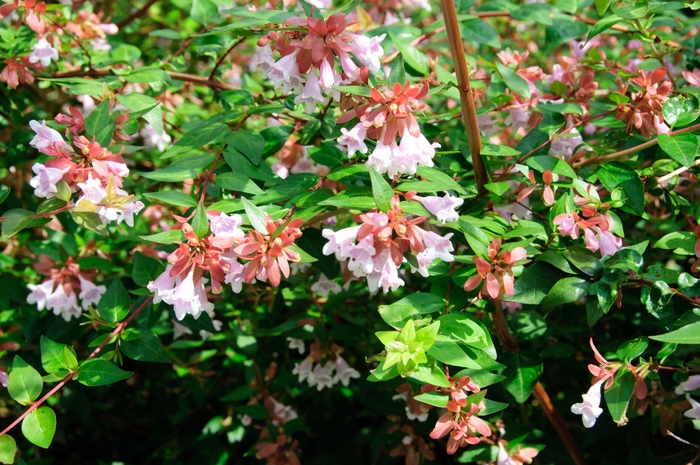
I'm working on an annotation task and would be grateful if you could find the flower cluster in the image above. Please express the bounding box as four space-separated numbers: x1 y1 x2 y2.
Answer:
26 257 106 321
616 68 672 137
337 82 440 177
290 339 360 391
255 12 384 113
554 204 623 257
28 117 144 228
405 191 463 224
322 196 455 293
424 373 491 455
148 212 304 320
464 238 527 299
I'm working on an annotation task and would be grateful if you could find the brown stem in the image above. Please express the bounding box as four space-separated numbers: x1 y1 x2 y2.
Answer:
50 69 237 92
440 0 487 191
0 296 153 438
116 0 160 29
208 37 245 81
575 122 700 168
532 383 589 465
492 300 587 465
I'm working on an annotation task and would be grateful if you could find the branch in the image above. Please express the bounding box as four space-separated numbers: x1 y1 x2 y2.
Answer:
0 296 154 439
50 69 238 92
208 37 246 81
440 0 487 191
116 0 160 29
492 300 588 465
656 158 700 187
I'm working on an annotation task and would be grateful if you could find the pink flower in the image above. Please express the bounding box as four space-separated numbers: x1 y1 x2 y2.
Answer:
675 375 700 395
47 285 81 321
310 362 336 391
349 33 385 74
411 192 463 224
0 59 34 89
287 337 306 354
30 163 68 198
333 354 360 386
310 273 342 298
337 123 368 158
295 71 328 113
292 357 314 383
684 395 700 420
29 120 66 153
571 381 604 428
683 68 700 87
77 275 106 310
554 207 622 257
464 238 527 299
27 278 56 311
29 37 58 67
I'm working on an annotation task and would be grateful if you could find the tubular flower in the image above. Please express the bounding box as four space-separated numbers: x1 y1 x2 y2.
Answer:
553 205 623 257
234 216 303 287
337 82 440 177
615 68 673 137
0 58 34 89
463 238 527 299
571 380 604 428
322 196 455 293
255 11 384 113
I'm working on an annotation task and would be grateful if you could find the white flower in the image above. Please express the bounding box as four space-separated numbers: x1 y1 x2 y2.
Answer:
311 362 336 391
310 274 342 298
29 163 68 198
337 123 368 158
287 337 306 355
333 355 360 387
684 394 700 421
78 275 106 310
349 34 386 74
77 175 108 204
117 200 145 227
416 192 463 224
295 71 328 114
292 357 314 383
322 225 361 260
27 278 55 311
29 120 65 151
47 285 81 321
223 254 246 294
269 397 298 425
207 212 244 240
172 320 193 339
571 381 604 428
29 37 59 67
675 375 700 395
140 124 172 152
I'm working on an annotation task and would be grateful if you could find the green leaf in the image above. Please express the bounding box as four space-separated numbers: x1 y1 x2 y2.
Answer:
654 231 694 253
505 262 563 305
132 253 163 287
610 0 649 19
71 211 108 235
616 336 648 363
97 279 130 323
427 340 481 369
214 172 264 195
1 209 34 241
121 327 170 363
604 368 636 423
500 350 543 403
461 19 500 48
650 321 700 344
510 2 553 25
563 246 602 276
438 313 495 357
21 407 56 449
415 166 467 195
410 364 451 388
333 85 372 97
480 398 509 416
658 133 699 168
452 369 506 388
585 14 621 44
191 0 220 24
0 435 16 464
8 356 43 406
191 202 210 239
78 359 133 386
124 69 171 85
495 63 531 99
525 155 577 179
40 336 78 374
116 93 163 136
377 293 443 329
542 277 590 310
368 166 394 212
224 130 265 165
595 0 612 14
138 154 215 182
389 32 429 75
139 229 185 245
84 99 110 138
143 191 197 208
241 197 268 234
597 162 644 215
111 44 141 64
484 182 510 196
481 142 521 157
388 53 407 86
414 392 449 408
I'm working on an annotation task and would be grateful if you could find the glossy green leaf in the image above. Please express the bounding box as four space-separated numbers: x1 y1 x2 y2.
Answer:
378 293 443 329
191 0 219 24
21 407 56 449
658 133 699 168
542 277 590 309
501 350 543 403
650 321 700 344
132 252 163 287
191 202 210 239
116 93 163 136
525 155 577 179
84 99 110 138
121 328 170 363
427 340 481 369
40 336 78 374
390 32 429 75
241 197 268 234
139 229 185 245
462 19 500 48
414 391 449 408
610 0 649 18
97 279 130 323
138 154 215 182
78 359 133 386
213 172 264 195
616 336 648 363
1 209 34 241
388 53 407 85
8 356 43 406
585 15 621 44
225 130 265 165
368 166 394 212
0 435 16 464
604 369 635 423
597 162 644 215
495 63 531 99
143 191 197 208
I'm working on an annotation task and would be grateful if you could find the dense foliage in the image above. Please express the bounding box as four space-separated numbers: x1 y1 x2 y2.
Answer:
2 0 700 464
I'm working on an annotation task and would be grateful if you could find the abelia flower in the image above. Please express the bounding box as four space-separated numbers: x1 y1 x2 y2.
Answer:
310 361 336 391
29 163 68 198
407 191 464 224
337 125 368 158
684 394 700 421
588 338 620 389
77 275 106 309
393 384 429 422
28 37 58 67
47 285 81 321
615 68 672 137
497 443 539 465
29 120 66 154
0 58 34 89
430 402 491 455
516 170 555 206
75 175 145 228
549 129 584 160
27 278 56 312
140 124 172 152
322 196 454 293
553 205 623 257
571 381 604 428
675 375 700 395
309 273 342 298
234 216 303 287
287 338 305 355
463 238 527 299
266 397 298 426
683 68 700 87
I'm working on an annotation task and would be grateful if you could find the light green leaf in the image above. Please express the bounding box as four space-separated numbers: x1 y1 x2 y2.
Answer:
139 229 185 245
378 293 444 329
214 172 264 195
21 407 56 449
658 133 699 168
8 356 43 406
78 359 133 386
650 321 700 344
0 435 16 464
604 368 635 423
461 19 500 48
242 197 268 234
40 336 78 375
191 202 210 239
368 166 394 212
414 392 449 408
1 209 35 241
84 99 110 138
390 32 429 75
143 191 197 208
542 277 590 309
191 0 220 24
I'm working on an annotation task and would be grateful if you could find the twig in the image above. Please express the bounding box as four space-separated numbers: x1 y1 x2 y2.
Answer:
0 296 153 438
116 0 160 29
440 0 487 191
49 69 237 92
656 158 700 187
208 37 245 81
